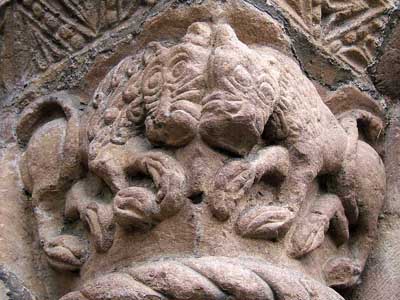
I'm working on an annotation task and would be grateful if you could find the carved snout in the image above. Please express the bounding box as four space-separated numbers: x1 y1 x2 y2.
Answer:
199 92 263 156
145 97 200 147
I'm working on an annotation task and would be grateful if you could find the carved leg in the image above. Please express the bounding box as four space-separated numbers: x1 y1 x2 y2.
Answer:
276 147 322 213
335 109 384 224
324 141 385 289
207 146 289 221
278 157 321 206
286 193 349 258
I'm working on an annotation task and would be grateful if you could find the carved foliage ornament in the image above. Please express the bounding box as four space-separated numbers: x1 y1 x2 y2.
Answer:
270 0 394 71
17 22 386 299
0 0 155 71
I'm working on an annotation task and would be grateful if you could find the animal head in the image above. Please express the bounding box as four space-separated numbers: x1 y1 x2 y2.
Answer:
142 22 212 146
86 22 282 160
199 24 281 156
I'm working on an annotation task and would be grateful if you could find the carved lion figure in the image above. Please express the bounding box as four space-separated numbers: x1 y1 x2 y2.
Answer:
16 22 385 299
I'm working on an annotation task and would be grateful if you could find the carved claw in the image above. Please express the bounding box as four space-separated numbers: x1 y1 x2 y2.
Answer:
132 152 186 219
208 160 257 221
113 187 160 230
236 206 295 239
323 257 362 289
286 194 349 258
44 235 87 272
286 213 330 258
84 203 115 253
208 146 289 221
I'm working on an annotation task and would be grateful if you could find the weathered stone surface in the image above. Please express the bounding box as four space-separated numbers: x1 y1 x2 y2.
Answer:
372 9 400 100
350 103 400 300
0 1 397 300
268 0 395 73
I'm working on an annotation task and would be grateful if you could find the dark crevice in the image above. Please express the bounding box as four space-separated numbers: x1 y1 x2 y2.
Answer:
189 191 204 204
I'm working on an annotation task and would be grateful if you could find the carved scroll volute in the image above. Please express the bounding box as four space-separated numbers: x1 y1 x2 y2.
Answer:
17 92 82 195
325 85 385 155
17 92 86 271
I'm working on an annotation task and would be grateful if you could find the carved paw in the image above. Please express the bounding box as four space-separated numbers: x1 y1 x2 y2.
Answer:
323 257 362 289
286 213 330 258
208 160 257 221
113 187 160 230
84 202 115 253
286 194 349 258
236 206 295 240
44 235 87 272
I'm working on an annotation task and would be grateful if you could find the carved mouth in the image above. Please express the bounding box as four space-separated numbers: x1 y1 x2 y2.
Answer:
45 246 83 270
201 92 242 117
44 242 84 272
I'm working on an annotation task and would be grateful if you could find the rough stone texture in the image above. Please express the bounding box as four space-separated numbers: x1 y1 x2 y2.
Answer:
267 0 395 73
350 104 400 300
371 8 400 100
0 1 398 300
346 7 400 299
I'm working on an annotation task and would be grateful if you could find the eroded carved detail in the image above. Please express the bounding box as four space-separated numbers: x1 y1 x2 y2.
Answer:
60 257 345 300
271 0 394 71
17 22 386 299
0 0 155 72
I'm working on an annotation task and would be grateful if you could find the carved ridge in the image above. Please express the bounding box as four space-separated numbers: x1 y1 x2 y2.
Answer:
60 257 345 300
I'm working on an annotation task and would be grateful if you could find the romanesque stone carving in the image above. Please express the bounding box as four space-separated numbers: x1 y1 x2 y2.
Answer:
16 21 386 299
270 0 395 72
0 0 155 71
60 257 346 300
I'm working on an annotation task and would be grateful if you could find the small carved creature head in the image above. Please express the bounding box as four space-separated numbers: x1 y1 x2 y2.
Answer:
142 22 212 147
199 24 281 156
87 23 281 159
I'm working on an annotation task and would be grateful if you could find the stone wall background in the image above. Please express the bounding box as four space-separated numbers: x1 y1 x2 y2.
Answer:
0 0 399 299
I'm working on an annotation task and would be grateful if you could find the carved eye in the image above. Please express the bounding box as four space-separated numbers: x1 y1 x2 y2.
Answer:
231 65 252 88
148 70 162 89
143 66 162 95
259 82 274 102
172 60 187 78
166 52 190 83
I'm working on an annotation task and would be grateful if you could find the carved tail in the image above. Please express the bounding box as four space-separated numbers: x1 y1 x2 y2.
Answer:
325 108 385 288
